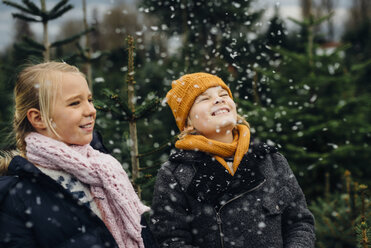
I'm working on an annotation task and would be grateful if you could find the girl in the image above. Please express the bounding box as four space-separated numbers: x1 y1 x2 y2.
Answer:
0 62 155 248
150 72 315 247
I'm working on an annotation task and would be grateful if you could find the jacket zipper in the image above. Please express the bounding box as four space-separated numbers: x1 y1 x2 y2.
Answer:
214 179 266 248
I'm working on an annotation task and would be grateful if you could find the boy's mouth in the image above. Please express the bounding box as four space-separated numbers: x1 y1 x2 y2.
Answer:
211 107 230 116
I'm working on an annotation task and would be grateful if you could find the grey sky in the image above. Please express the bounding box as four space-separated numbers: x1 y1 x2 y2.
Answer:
0 0 352 51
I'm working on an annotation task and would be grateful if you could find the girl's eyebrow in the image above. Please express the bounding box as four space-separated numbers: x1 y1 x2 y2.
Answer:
65 95 82 102
65 92 92 102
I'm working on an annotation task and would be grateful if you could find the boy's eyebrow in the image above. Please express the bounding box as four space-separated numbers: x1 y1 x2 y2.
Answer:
196 92 208 99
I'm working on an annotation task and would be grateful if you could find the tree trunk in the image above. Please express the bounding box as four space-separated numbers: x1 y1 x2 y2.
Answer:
301 0 312 20
322 0 334 40
127 36 141 198
40 0 49 61
82 0 93 92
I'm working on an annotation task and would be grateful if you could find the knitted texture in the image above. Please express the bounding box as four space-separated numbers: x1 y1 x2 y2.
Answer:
175 125 250 175
25 132 150 248
166 72 232 131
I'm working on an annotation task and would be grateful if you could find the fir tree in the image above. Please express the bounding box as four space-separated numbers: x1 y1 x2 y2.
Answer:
95 36 163 200
309 171 370 248
238 13 371 198
3 0 93 61
140 0 264 78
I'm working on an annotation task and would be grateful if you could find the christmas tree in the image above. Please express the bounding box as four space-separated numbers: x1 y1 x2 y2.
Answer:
238 13 371 198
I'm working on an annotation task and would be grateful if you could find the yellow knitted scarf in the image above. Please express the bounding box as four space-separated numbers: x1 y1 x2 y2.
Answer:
175 125 250 175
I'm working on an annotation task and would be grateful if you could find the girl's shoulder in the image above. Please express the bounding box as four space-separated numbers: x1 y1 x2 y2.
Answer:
0 173 19 203
1 155 66 202
0 156 41 217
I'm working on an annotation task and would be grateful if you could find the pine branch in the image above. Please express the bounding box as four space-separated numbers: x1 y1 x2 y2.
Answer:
22 36 45 50
102 89 133 119
288 17 304 27
138 136 177 158
13 43 43 56
68 44 107 64
11 13 40 22
22 0 42 16
48 4 73 21
351 59 371 72
135 97 161 120
312 12 335 26
62 53 80 64
49 0 69 14
134 174 156 186
50 27 94 48
356 185 370 248
139 161 163 171
3 0 35 15
93 99 111 112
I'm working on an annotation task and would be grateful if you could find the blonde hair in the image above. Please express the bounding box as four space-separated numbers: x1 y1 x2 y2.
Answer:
178 114 250 140
0 61 84 175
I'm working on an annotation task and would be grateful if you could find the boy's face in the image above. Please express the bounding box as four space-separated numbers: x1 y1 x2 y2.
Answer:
188 86 237 140
47 73 96 146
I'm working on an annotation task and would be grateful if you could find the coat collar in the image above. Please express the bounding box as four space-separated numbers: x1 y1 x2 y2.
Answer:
169 140 277 164
170 141 277 206
7 155 44 176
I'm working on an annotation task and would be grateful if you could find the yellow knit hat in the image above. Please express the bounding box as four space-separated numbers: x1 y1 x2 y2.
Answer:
166 72 233 131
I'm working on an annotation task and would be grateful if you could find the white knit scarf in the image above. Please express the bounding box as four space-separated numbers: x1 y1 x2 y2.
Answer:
25 132 150 248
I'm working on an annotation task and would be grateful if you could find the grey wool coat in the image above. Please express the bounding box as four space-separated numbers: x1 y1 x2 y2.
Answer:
150 142 315 248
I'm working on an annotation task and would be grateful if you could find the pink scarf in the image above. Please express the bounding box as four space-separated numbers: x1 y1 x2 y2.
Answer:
25 132 150 248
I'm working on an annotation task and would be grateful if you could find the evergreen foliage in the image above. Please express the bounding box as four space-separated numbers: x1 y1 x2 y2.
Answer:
3 0 93 61
140 0 264 77
238 14 371 198
309 171 371 248
95 36 165 201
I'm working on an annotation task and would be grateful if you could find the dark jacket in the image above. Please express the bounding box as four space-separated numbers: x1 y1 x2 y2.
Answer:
150 143 315 248
0 131 158 248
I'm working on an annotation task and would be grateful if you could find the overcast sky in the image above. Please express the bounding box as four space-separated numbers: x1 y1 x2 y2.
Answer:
0 0 352 51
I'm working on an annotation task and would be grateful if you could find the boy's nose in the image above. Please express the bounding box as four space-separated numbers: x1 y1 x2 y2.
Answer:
214 97 225 104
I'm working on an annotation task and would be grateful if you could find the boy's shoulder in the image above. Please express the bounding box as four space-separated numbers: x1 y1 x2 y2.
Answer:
168 148 205 163
248 141 278 161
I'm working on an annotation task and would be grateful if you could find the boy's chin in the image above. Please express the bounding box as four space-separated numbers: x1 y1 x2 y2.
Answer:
219 118 237 128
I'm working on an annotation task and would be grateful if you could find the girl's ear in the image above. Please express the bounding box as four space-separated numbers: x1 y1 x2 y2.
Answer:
27 108 47 130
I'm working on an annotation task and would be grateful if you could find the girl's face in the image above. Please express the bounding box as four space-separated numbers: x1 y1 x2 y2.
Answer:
188 86 237 141
47 73 96 146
